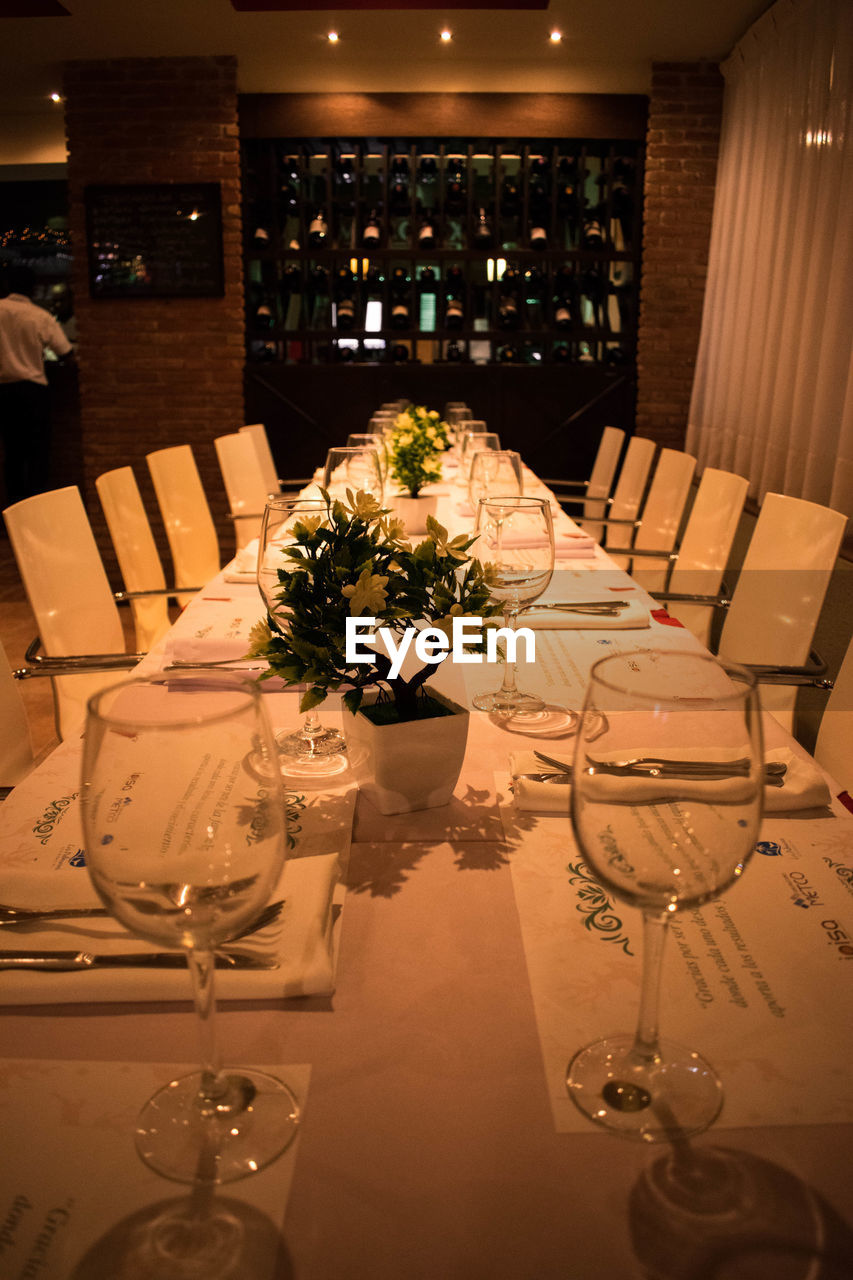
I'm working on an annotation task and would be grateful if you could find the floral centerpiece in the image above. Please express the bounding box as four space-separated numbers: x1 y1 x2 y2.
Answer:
386 405 451 497
248 488 500 725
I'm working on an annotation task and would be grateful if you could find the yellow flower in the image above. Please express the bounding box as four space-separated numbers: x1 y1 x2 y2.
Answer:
342 566 389 614
346 488 382 519
247 618 273 656
425 515 469 561
379 515 410 544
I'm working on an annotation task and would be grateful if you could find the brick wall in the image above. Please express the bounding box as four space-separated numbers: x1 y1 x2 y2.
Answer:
635 62 724 450
63 56 244 575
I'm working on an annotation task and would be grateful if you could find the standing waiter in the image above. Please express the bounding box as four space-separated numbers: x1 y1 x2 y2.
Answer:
0 263 73 505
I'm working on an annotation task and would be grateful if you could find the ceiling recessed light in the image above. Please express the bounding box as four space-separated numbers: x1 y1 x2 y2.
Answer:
327 30 339 42
49 92 62 103
440 28 452 42
549 29 562 43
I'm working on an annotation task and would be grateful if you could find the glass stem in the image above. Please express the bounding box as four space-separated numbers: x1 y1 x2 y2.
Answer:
186 948 227 1112
630 910 669 1066
302 709 323 738
499 607 520 695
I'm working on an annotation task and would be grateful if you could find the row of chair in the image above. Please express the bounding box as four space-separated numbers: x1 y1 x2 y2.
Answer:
2 423 286 751
547 425 849 754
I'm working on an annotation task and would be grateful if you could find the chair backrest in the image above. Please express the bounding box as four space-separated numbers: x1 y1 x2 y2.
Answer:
718 492 847 733
581 425 626 540
598 435 656 555
814 634 853 789
96 466 171 651
3 486 127 740
214 432 270 551
626 449 697 590
146 444 220 604
0 636 35 788
239 423 280 498
664 468 749 648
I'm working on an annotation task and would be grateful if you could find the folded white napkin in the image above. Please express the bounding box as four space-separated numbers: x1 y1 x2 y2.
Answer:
0 770 356 1004
164 633 253 663
509 747 832 813
519 598 650 630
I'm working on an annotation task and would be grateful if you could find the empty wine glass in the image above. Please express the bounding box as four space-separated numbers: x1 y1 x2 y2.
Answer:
567 649 763 1141
472 495 555 716
347 432 388 486
468 449 523 508
457 429 501 489
258 495 346 763
322 445 383 501
80 671 297 1185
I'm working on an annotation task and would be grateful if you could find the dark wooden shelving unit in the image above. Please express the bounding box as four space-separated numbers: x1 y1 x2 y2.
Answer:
241 137 643 369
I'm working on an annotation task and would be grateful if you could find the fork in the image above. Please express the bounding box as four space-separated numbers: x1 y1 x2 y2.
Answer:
534 749 787 783
0 897 285 941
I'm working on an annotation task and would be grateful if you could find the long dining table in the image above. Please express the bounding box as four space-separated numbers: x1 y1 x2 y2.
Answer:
1 451 852 1280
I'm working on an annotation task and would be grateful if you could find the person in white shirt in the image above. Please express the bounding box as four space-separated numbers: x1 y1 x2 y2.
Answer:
0 263 73 505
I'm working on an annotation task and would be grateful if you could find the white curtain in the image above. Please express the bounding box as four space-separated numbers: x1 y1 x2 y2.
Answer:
687 0 853 520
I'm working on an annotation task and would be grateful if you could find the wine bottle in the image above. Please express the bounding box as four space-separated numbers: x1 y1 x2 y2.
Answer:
501 174 520 213
252 225 271 248
418 216 437 250
553 265 575 329
389 156 410 213
417 155 438 185
497 343 519 363
334 265 357 331
389 266 411 329
498 263 522 329
582 218 604 248
418 266 437 333
444 265 464 329
473 207 493 247
445 158 466 213
362 208 382 248
308 209 328 248
254 301 274 329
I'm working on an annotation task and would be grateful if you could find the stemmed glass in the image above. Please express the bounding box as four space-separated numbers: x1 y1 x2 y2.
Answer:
472 495 555 716
457 429 500 489
347 432 388 488
567 649 763 1141
468 449 523 508
80 671 298 1185
258 495 346 763
322 445 383 501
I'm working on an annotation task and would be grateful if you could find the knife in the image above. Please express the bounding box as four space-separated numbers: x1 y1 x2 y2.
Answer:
523 600 629 612
0 949 279 971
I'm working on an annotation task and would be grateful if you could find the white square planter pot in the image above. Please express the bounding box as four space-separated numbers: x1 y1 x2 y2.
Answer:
389 493 438 535
342 687 469 814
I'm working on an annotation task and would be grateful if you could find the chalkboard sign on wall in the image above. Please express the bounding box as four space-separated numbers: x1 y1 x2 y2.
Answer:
85 183 224 298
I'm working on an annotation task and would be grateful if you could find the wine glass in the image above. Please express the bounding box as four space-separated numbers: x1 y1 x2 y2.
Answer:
80 671 298 1185
472 495 555 716
468 449 523 508
322 445 383 501
347 432 388 487
457 429 500 488
258 495 347 763
567 649 764 1142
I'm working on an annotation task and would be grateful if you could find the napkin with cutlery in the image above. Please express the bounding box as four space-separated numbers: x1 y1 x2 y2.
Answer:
519 597 650 629
0 739 354 1004
509 746 832 813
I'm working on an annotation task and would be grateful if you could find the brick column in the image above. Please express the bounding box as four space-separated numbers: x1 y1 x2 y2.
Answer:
63 56 244 572
635 62 724 449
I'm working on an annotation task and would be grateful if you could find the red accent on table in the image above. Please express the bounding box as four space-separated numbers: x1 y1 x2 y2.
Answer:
650 608 685 628
837 791 853 814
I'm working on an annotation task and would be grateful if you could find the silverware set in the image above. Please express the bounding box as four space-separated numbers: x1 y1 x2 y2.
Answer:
520 600 629 618
0 897 285 971
516 750 788 787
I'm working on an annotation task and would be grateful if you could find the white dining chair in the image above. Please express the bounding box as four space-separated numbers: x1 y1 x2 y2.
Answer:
96 465 180 651
3 487 142 741
573 434 656 554
239 422 281 498
716 493 847 734
635 467 750 648
214 431 271 551
813 634 853 789
146 444 221 605
612 448 697 583
0 636 35 796
542 424 625 541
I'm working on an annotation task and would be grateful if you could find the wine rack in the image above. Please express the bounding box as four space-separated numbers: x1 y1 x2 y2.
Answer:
241 137 643 368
